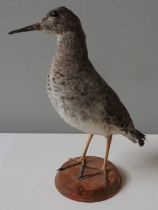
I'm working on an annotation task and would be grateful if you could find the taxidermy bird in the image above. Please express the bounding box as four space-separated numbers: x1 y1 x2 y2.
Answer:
8 6 146 181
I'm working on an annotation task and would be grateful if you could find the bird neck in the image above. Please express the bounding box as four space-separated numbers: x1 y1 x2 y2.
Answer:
57 30 88 60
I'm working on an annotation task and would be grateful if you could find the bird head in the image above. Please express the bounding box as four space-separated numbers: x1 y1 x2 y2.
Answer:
8 6 81 35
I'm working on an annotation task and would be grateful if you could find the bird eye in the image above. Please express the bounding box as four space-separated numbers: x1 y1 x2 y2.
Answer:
50 11 59 17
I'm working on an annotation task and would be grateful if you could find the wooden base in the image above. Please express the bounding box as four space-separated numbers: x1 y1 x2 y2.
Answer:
55 156 121 202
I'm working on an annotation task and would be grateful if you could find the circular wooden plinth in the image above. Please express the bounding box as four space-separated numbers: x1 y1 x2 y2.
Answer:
55 156 121 202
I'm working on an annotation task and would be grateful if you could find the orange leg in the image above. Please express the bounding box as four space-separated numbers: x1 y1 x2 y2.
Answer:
58 134 93 178
101 135 112 185
79 135 112 185
58 134 112 184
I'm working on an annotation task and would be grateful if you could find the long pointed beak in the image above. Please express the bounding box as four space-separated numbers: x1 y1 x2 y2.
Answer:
8 22 42 35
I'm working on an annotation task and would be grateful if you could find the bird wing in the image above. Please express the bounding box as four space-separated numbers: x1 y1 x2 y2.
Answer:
87 65 135 133
105 87 135 132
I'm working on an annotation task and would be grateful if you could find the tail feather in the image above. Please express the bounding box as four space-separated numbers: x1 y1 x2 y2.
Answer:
134 129 146 146
129 129 146 146
126 129 146 146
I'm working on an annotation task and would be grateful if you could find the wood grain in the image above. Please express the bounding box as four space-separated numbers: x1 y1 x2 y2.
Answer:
55 156 121 202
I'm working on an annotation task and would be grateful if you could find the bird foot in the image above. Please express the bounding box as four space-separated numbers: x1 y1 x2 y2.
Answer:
57 158 109 187
79 170 102 180
57 157 87 179
79 167 109 188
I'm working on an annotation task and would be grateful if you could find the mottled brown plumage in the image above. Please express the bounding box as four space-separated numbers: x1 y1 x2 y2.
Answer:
44 7 145 146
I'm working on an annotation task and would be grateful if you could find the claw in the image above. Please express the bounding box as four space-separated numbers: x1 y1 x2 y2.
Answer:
68 158 77 162
79 170 103 180
57 167 65 171
79 175 84 180
57 161 81 171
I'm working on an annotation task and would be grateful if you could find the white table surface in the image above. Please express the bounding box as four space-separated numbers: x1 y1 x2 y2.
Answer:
0 133 157 210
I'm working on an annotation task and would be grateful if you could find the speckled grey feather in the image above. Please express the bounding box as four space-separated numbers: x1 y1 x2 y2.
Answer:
44 7 145 146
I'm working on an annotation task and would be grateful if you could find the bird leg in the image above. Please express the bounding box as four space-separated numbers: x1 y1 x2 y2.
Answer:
79 135 112 187
57 134 93 178
78 134 93 178
101 135 112 186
